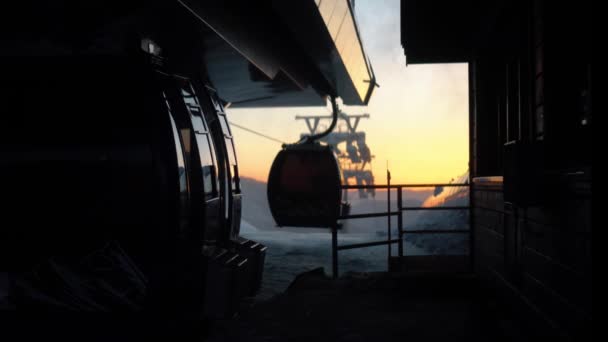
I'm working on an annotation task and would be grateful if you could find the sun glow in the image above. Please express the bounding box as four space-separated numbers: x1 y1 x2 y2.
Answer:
229 0 468 185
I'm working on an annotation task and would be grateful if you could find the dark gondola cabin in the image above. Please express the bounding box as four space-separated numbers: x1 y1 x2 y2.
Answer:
0 58 257 313
267 143 342 227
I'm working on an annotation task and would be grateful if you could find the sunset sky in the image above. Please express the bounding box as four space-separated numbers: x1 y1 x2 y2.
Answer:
228 0 469 185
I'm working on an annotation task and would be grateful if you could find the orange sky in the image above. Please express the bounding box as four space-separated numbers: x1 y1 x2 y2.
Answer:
228 1 469 185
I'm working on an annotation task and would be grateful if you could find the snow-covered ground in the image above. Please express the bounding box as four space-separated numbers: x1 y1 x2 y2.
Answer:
239 177 470 299
241 219 428 299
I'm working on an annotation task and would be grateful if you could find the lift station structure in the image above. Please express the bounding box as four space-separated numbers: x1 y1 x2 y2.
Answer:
296 112 375 200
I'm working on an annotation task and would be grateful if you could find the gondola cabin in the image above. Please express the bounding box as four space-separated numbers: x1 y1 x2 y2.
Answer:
0 57 258 317
267 143 342 227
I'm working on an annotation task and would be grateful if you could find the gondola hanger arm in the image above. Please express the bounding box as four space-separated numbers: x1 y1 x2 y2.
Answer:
287 96 339 147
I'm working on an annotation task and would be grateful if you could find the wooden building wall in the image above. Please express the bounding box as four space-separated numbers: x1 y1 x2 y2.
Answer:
469 0 592 338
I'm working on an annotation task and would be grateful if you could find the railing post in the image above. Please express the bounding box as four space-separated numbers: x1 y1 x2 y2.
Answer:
468 183 475 272
386 171 392 271
398 186 403 261
332 223 338 279
337 182 472 275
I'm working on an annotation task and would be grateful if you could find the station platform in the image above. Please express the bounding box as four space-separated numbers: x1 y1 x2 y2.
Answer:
207 268 566 341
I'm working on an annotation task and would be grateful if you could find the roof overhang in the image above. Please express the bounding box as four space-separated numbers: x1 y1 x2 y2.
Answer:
180 0 376 107
400 0 474 64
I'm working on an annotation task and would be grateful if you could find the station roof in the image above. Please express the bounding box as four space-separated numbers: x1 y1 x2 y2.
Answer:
182 0 376 107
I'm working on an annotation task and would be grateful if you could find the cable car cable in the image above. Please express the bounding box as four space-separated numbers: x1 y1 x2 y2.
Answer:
228 121 286 144
229 96 339 147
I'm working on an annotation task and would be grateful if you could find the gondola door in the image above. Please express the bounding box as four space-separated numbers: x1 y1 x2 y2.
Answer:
159 73 225 321
174 80 222 244
195 83 241 242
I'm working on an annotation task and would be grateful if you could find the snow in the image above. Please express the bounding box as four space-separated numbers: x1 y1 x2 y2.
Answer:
240 177 470 298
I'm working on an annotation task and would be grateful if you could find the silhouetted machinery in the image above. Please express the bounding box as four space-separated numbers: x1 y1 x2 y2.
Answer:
296 112 376 199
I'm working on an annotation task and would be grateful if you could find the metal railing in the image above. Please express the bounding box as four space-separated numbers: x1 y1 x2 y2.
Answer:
330 181 471 278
